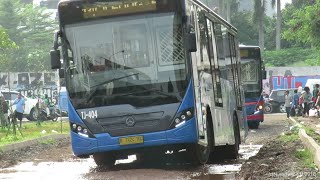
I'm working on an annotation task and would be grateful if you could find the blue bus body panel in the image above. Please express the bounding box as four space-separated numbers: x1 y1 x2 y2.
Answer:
71 118 197 155
68 80 198 156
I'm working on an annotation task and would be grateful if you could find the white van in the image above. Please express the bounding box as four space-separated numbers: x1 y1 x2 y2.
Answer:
305 79 320 94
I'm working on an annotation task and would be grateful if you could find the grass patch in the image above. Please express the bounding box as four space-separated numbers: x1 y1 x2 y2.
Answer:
278 132 299 143
0 121 70 147
295 149 317 169
278 126 299 143
39 138 57 145
302 125 320 145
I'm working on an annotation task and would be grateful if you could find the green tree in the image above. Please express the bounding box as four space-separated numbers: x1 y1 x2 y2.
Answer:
231 11 258 45
0 28 18 71
282 0 319 48
0 0 57 72
264 48 317 67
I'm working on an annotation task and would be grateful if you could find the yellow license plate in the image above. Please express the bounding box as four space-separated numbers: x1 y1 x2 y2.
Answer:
119 136 144 145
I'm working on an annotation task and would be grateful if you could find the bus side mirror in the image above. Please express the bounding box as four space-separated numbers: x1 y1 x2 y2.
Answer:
50 49 61 69
187 33 197 52
59 69 64 78
262 70 267 79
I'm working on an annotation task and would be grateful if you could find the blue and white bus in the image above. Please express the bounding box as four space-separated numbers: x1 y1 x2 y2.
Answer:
50 0 247 166
240 45 265 129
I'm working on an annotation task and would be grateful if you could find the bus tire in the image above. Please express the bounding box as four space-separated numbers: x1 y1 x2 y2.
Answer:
188 114 213 165
248 121 259 129
93 152 116 167
229 114 240 159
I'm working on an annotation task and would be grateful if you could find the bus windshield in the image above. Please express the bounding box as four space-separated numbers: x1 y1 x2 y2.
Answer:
240 47 262 98
63 13 188 109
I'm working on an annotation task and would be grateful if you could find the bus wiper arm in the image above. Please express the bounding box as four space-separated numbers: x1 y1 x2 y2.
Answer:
87 73 139 102
91 73 139 88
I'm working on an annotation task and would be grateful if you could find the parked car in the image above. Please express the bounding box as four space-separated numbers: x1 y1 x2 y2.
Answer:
264 88 297 113
0 90 38 121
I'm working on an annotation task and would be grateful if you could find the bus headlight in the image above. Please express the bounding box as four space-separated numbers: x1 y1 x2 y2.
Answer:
175 118 181 124
170 108 194 129
70 123 95 138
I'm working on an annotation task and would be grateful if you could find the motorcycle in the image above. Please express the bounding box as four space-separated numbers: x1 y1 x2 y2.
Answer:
38 103 58 121
36 97 59 121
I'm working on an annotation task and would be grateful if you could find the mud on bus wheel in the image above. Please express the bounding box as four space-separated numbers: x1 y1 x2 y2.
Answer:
93 152 116 167
188 113 213 165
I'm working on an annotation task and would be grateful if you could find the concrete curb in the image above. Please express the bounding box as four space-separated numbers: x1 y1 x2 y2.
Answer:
0 134 69 153
299 129 320 169
289 117 320 169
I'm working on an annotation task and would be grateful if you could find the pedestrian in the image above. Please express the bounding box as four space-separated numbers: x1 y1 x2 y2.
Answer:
290 89 299 116
313 84 320 103
12 93 25 127
301 87 312 117
285 90 292 119
0 96 9 127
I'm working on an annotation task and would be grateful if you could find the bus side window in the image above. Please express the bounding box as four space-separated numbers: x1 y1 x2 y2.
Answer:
207 19 223 107
228 34 243 109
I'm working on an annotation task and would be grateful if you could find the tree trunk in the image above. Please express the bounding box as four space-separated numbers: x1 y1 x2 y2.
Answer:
276 0 281 50
226 0 231 23
259 10 265 54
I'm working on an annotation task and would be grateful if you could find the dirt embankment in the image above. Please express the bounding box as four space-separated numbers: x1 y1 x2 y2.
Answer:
0 137 72 169
238 133 319 179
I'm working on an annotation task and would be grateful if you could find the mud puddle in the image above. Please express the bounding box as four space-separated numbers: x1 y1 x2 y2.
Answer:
0 145 262 180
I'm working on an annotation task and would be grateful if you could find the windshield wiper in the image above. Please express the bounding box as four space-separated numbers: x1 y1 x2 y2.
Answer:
121 88 179 99
87 73 139 102
91 73 139 88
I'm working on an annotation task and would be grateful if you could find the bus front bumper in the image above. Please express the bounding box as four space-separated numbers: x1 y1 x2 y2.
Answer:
247 110 264 122
71 118 198 156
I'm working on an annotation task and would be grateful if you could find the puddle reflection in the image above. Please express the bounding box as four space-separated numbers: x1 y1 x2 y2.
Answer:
0 145 263 180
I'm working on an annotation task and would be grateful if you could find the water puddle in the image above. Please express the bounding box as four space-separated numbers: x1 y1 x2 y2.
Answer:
0 161 94 180
190 144 263 179
239 144 263 160
0 145 263 180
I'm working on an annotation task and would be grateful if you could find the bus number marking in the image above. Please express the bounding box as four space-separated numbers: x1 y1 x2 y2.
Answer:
81 110 98 119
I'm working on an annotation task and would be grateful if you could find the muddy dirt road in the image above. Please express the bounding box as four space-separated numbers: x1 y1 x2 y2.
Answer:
0 114 292 180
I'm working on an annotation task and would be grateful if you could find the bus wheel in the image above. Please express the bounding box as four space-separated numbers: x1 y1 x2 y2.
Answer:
248 121 260 129
93 152 116 167
229 114 240 159
189 116 213 165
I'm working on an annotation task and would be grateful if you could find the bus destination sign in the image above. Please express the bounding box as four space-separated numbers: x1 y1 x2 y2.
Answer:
82 0 157 19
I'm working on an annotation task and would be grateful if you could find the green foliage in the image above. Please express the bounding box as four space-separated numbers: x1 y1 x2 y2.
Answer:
263 48 318 67
278 131 299 143
0 0 57 72
283 0 320 49
0 28 18 70
39 138 56 145
294 149 317 169
0 28 17 50
0 121 69 147
231 11 258 45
